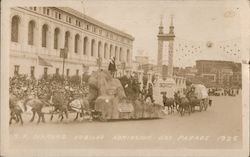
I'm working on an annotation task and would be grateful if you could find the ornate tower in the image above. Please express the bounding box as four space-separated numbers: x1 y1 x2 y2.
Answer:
167 15 175 78
157 15 175 79
157 16 164 74
154 15 176 101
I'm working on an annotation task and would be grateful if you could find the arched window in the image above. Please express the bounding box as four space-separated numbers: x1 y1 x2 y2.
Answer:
64 31 70 48
127 49 130 63
74 34 80 53
104 43 108 59
11 15 20 42
91 39 95 57
119 47 122 61
83 37 88 55
28 20 35 45
109 45 113 58
98 41 102 58
42 24 48 47
54 28 60 49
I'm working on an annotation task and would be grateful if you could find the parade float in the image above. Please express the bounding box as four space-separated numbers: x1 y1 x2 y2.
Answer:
87 70 164 121
190 84 212 111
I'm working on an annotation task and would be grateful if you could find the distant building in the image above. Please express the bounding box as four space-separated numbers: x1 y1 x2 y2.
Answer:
135 56 149 65
140 63 155 73
131 60 140 72
196 60 241 88
10 7 134 78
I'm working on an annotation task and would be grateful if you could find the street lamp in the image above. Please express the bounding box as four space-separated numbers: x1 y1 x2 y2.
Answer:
60 47 68 79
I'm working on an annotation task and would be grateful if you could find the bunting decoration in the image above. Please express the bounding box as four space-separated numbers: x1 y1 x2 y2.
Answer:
161 37 241 67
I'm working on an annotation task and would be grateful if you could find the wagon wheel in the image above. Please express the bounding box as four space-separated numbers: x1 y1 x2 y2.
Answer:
99 116 107 122
99 113 108 122
91 111 101 121
99 114 107 121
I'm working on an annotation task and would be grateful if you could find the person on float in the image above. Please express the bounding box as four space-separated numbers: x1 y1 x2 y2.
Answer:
108 56 117 77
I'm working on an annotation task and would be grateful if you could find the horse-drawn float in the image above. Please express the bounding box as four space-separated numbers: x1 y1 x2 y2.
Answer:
88 70 164 121
188 84 212 112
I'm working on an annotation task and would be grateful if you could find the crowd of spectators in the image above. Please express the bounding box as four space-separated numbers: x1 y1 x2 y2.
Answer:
208 87 240 96
9 74 89 101
9 71 155 104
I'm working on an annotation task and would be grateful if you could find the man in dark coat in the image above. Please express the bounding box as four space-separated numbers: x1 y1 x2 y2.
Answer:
108 57 116 77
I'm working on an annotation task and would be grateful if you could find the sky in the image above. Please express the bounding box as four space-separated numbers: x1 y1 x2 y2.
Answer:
73 0 243 67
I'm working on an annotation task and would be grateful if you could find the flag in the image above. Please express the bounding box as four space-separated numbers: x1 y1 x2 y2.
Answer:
38 56 53 67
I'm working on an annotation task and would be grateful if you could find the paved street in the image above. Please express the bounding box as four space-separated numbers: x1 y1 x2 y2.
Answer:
9 95 242 149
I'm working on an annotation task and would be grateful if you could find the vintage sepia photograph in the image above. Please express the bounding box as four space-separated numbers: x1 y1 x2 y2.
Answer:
1 0 249 156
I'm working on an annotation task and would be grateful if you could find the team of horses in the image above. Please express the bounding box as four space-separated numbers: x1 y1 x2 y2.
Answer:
162 92 211 116
9 92 92 125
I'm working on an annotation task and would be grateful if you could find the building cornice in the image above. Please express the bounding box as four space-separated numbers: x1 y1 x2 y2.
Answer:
56 7 134 41
14 7 133 47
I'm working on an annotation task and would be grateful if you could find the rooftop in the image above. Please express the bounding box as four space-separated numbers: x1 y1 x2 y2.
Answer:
57 7 134 40
196 60 240 64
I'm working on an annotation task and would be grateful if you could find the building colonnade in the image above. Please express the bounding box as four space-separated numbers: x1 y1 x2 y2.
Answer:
11 14 132 64
10 7 133 78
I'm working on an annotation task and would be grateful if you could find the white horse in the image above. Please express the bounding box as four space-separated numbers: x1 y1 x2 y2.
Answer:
68 97 92 121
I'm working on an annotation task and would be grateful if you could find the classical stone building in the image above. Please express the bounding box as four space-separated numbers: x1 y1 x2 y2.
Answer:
10 7 134 78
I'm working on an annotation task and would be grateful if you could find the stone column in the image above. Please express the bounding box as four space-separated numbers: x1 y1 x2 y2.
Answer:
21 16 28 46
168 40 174 78
86 37 90 58
129 48 133 66
100 42 104 59
50 25 55 55
78 34 83 59
37 19 42 53
93 39 97 58
59 28 65 50
157 39 163 76
69 32 74 59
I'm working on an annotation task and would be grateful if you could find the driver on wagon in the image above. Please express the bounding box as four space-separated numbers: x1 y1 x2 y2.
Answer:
187 86 196 98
